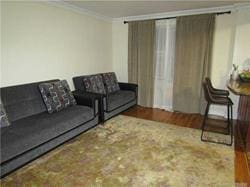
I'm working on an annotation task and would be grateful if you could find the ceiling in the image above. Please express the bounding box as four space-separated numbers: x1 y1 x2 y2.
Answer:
64 1 249 18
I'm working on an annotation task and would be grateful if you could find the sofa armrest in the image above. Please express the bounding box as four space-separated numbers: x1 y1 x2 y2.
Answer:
72 90 102 116
118 82 138 92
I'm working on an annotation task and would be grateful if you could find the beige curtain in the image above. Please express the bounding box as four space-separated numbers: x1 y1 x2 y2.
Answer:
173 14 215 114
128 20 156 107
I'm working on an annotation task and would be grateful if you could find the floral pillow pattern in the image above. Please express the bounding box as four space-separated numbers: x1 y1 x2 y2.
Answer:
83 75 106 94
102 72 120 94
0 99 11 128
39 80 76 113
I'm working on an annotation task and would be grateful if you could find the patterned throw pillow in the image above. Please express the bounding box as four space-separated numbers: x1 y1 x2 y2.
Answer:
102 72 120 94
54 80 77 107
0 99 11 128
83 75 106 94
39 80 76 113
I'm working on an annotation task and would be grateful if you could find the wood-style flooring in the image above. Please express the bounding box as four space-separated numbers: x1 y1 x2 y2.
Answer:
122 105 250 185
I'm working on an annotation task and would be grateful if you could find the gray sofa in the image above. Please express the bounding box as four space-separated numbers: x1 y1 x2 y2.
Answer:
73 73 138 122
0 80 99 177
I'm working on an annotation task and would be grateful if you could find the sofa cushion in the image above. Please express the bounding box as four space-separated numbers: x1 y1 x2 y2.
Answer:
1 105 94 163
0 99 10 128
102 72 120 94
0 80 59 122
106 90 136 111
39 80 76 113
83 74 106 94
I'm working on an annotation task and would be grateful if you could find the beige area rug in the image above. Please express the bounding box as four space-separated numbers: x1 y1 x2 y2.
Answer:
1 115 234 187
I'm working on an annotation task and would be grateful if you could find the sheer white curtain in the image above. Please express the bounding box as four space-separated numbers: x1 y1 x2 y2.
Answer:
153 19 176 111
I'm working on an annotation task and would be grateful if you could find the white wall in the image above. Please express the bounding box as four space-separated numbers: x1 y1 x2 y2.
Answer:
210 8 250 118
112 21 128 82
232 8 250 68
111 8 250 117
209 13 238 117
1 2 112 89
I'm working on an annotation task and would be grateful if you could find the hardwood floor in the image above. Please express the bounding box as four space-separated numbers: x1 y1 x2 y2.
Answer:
122 105 250 185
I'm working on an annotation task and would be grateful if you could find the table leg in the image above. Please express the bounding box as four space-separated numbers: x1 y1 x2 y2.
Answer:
237 95 250 169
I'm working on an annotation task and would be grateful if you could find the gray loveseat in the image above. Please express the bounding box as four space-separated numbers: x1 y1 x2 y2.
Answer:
0 80 99 177
73 73 138 122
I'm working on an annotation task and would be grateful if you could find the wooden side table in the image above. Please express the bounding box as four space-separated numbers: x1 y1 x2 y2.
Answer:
227 79 250 152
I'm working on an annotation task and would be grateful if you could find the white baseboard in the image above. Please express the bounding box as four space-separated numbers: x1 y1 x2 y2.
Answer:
209 106 237 120
152 105 237 120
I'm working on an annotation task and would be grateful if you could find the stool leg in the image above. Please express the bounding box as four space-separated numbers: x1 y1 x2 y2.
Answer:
226 104 233 146
227 104 230 135
201 103 210 142
230 105 233 146
201 103 233 146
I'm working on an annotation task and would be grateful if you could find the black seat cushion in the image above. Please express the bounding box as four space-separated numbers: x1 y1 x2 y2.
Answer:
106 90 136 111
1 105 94 163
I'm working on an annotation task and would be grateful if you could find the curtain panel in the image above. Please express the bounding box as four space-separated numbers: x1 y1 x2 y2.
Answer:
173 14 215 114
154 19 176 111
128 20 156 107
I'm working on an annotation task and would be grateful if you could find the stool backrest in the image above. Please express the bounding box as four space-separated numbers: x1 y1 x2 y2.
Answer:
203 81 213 103
205 77 215 93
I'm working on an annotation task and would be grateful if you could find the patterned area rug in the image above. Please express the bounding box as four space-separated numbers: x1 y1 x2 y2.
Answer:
1 115 234 186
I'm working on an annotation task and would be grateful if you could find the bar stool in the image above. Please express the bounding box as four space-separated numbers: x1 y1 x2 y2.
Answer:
201 81 233 146
205 77 231 132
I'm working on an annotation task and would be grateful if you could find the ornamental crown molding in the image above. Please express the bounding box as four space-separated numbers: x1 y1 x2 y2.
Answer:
46 1 250 23
46 1 113 22
113 3 250 23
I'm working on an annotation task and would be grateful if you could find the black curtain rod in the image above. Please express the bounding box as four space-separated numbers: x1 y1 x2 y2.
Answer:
123 11 231 24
